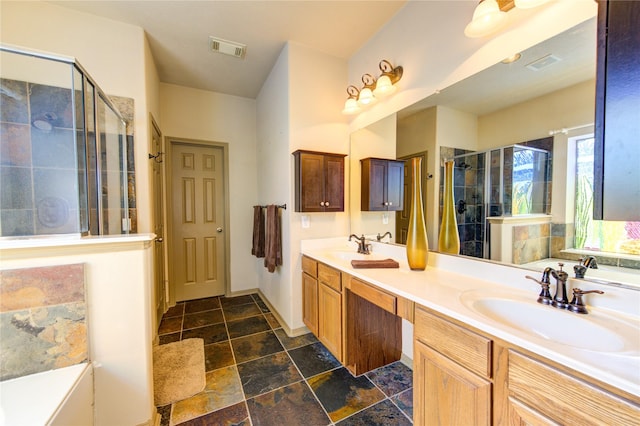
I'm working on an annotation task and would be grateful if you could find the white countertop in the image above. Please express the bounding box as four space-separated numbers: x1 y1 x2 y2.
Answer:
301 237 640 398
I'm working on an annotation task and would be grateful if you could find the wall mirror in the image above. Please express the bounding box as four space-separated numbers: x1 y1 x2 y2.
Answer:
349 17 640 287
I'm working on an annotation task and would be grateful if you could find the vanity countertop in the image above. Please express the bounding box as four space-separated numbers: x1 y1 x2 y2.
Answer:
301 237 640 398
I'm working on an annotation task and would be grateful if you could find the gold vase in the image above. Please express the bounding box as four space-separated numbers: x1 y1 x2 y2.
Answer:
406 157 428 270
438 160 460 254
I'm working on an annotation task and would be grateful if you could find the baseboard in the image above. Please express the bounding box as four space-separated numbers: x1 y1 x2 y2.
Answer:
226 288 260 298
400 353 413 370
256 289 310 337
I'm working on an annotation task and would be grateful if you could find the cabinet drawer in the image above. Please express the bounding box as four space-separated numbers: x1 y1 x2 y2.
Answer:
508 350 640 425
415 307 491 378
318 263 341 291
349 277 396 314
302 256 317 278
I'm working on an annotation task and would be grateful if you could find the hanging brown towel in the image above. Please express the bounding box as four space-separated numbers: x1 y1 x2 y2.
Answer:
264 204 282 273
252 205 265 258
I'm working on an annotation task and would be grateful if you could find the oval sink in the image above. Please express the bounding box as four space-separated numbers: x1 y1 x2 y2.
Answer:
327 250 387 262
460 291 639 353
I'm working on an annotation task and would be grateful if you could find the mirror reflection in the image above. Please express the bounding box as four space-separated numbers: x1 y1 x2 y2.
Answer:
349 17 640 284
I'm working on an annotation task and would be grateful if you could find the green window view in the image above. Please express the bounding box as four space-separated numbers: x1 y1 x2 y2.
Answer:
575 137 640 255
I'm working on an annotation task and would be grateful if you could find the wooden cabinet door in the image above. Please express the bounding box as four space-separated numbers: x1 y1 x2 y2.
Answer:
318 283 342 362
324 154 345 212
361 158 387 211
296 151 325 212
507 397 559 426
414 341 491 426
302 272 318 336
386 160 405 211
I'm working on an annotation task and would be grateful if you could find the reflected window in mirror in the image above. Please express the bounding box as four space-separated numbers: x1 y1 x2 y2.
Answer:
574 135 640 256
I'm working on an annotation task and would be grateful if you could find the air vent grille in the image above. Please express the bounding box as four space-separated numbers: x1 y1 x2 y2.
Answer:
526 54 560 71
209 36 246 59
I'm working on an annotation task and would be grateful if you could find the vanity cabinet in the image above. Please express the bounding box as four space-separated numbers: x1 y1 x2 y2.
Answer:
594 0 640 220
360 158 404 211
505 350 640 425
302 257 343 361
293 150 347 212
414 306 492 426
413 304 640 426
301 256 318 336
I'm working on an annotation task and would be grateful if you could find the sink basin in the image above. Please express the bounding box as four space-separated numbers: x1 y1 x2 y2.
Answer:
327 250 387 262
460 291 640 353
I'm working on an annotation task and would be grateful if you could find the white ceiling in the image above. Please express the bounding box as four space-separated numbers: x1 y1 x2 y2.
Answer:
49 0 407 99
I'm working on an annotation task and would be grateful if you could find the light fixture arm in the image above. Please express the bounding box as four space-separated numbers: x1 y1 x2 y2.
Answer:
361 73 376 90
379 60 403 85
346 85 360 99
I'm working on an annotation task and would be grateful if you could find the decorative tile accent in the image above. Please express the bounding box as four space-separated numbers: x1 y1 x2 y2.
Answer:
308 367 385 423
231 330 284 364
237 351 302 399
274 328 318 350
183 309 224 330
0 264 84 312
223 303 261 321
0 264 87 380
335 399 412 426
226 315 270 339
288 341 341 378
176 401 250 426
365 361 413 397
246 381 330 426
170 366 243 425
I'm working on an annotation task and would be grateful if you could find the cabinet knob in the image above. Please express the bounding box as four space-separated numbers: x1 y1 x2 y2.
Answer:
325 201 330 206
388 202 393 206
320 202 325 206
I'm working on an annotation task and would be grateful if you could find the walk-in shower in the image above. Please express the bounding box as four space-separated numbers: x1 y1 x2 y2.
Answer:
0 45 128 237
449 143 551 259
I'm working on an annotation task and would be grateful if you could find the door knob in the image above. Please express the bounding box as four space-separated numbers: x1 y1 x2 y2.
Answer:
217 227 223 232
155 237 163 243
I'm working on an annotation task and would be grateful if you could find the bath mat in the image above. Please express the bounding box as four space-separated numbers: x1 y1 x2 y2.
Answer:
153 338 206 406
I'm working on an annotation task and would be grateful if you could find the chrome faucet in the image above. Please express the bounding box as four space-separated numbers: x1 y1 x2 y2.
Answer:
348 234 371 254
377 231 392 242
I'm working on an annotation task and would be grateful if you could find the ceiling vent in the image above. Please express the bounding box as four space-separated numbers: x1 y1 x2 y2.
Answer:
526 54 561 71
209 36 246 59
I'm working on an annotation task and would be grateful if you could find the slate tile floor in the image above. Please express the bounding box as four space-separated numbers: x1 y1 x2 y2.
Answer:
156 293 413 426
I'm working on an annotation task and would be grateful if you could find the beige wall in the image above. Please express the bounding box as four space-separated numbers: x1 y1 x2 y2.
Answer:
159 83 258 295
350 114 397 238
0 1 159 235
256 42 349 332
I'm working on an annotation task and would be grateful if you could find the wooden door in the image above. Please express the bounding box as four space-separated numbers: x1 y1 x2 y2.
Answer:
170 142 226 301
151 119 166 324
397 152 427 244
414 341 491 426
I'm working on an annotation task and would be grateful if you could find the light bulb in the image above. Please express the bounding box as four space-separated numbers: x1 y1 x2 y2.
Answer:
358 87 376 106
373 75 396 97
464 0 507 38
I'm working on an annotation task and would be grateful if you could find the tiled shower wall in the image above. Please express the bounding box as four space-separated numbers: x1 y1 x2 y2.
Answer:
0 78 137 236
512 223 550 264
0 264 87 381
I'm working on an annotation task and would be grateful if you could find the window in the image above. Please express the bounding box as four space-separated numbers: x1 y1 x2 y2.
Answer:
575 136 640 255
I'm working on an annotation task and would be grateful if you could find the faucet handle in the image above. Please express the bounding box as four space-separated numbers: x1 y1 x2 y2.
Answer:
568 288 604 314
525 275 553 305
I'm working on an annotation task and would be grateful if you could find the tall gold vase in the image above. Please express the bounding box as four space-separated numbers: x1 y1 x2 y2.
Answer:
406 157 428 270
438 160 460 254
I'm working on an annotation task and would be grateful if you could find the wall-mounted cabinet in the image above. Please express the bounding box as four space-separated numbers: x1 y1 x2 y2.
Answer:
293 150 347 212
594 0 640 220
360 158 404 211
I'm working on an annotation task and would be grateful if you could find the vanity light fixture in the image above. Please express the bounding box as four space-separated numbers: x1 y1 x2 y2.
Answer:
465 0 551 38
501 52 522 64
342 59 403 115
